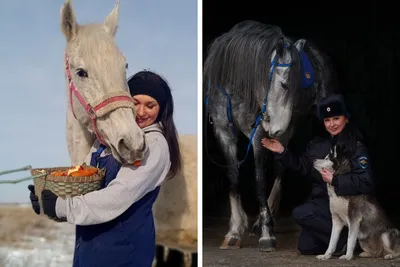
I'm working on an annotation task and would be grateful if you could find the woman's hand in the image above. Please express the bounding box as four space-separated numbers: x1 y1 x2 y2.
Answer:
41 190 58 218
320 168 334 184
261 138 285 154
28 185 40 215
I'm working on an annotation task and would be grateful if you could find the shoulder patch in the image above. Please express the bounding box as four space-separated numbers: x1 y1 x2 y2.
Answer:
358 156 368 169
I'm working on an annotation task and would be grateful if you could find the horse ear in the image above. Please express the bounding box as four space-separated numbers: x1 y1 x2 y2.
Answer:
104 0 120 37
294 39 306 51
60 0 77 42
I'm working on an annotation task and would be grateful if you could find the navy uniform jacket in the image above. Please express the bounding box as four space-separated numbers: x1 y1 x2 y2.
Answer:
275 137 374 199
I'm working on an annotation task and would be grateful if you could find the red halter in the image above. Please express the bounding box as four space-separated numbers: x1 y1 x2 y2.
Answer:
65 53 136 145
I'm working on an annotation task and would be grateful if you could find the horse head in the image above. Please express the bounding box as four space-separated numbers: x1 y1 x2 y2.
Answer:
60 0 146 164
262 38 314 138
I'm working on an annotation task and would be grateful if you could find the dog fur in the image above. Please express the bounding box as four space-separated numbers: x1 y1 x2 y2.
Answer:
313 148 400 260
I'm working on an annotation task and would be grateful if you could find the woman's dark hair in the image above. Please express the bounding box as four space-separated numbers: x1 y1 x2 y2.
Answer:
128 70 182 179
335 121 364 160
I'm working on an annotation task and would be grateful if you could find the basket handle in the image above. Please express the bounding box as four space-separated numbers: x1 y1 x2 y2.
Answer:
0 165 47 184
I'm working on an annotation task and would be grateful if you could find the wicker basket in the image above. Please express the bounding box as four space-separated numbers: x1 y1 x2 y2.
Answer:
30 163 105 217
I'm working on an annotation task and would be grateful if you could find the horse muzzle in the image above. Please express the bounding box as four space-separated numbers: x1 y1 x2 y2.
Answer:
111 136 147 165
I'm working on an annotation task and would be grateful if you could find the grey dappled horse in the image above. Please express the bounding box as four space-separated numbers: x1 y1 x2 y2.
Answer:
204 20 337 251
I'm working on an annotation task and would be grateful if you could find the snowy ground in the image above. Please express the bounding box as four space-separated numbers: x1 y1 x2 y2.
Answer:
0 204 75 267
0 204 195 267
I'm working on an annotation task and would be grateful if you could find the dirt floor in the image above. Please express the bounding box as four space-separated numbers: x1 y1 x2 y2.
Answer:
203 216 400 267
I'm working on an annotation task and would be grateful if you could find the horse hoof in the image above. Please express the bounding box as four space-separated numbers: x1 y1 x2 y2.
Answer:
258 238 276 252
220 236 241 250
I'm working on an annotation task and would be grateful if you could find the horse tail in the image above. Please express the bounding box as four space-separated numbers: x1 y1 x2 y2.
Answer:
203 20 284 112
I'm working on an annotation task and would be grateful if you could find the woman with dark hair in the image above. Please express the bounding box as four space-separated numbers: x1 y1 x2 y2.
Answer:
261 94 374 256
128 70 181 179
27 70 181 267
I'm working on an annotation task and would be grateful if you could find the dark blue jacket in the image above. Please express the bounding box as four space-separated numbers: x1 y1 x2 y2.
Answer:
275 137 374 199
71 144 160 267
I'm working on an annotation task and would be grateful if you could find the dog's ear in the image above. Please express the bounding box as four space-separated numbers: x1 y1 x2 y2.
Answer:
328 151 335 161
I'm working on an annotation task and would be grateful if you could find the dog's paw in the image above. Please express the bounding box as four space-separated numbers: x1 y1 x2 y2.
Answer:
359 252 372 258
384 254 395 260
339 254 354 260
316 254 331 260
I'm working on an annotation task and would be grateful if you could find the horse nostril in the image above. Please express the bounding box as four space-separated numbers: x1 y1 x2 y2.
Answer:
269 130 282 138
117 139 127 152
117 136 146 155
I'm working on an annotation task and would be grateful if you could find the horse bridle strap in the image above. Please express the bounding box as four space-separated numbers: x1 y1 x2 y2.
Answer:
65 53 135 145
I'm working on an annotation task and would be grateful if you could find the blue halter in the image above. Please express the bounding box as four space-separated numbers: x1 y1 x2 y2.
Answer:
205 44 315 165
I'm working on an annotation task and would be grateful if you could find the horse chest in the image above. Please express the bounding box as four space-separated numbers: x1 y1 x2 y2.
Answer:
327 184 349 220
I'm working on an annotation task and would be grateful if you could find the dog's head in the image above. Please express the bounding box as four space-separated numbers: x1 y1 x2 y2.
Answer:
313 157 334 173
313 146 351 175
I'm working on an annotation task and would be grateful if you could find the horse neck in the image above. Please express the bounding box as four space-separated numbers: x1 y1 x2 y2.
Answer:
66 90 95 165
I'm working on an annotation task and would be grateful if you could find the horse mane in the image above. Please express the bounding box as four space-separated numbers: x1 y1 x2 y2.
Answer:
204 20 338 116
289 39 339 118
204 20 300 114
303 40 338 103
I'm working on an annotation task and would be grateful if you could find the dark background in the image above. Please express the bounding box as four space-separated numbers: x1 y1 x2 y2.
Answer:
202 0 399 226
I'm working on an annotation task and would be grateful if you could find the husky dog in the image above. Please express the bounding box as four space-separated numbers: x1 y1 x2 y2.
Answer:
313 147 400 260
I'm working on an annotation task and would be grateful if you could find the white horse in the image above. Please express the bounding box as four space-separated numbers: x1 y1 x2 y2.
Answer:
59 0 197 266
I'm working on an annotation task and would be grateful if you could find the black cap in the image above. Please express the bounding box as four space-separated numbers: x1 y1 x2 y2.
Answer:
317 94 349 120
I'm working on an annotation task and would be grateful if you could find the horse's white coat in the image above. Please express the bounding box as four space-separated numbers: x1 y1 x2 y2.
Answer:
226 194 248 238
266 48 293 137
59 1 197 264
61 0 146 165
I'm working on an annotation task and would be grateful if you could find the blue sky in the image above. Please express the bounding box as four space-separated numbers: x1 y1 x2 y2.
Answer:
0 0 197 203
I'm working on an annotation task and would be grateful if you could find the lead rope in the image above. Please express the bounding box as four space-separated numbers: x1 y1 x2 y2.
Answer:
204 43 292 168
0 165 46 184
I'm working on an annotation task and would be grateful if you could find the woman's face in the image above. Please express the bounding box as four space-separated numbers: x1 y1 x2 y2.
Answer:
133 94 160 128
323 115 347 136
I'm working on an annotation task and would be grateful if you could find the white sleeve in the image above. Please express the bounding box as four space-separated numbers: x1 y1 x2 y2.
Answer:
55 135 170 225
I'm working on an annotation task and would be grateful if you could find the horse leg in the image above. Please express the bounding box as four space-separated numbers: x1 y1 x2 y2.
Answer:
250 175 281 237
268 177 282 216
268 160 285 217
163 246 169 262
183 252 192 267
214 127 247 250
252 130 276 252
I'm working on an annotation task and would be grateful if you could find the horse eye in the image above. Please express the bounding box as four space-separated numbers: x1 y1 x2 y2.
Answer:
281 82 288 90
262 113 270 122
76 68 88 78
125 63 129 69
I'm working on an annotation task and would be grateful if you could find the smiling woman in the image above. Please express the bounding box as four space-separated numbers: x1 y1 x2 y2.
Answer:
128 71 167 128
22 1 197 267
133 95 161 128
0 0 198 266
261 94 373 256
128 69 182 180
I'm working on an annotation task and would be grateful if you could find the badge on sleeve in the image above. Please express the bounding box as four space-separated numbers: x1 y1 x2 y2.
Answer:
358 156 368 169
